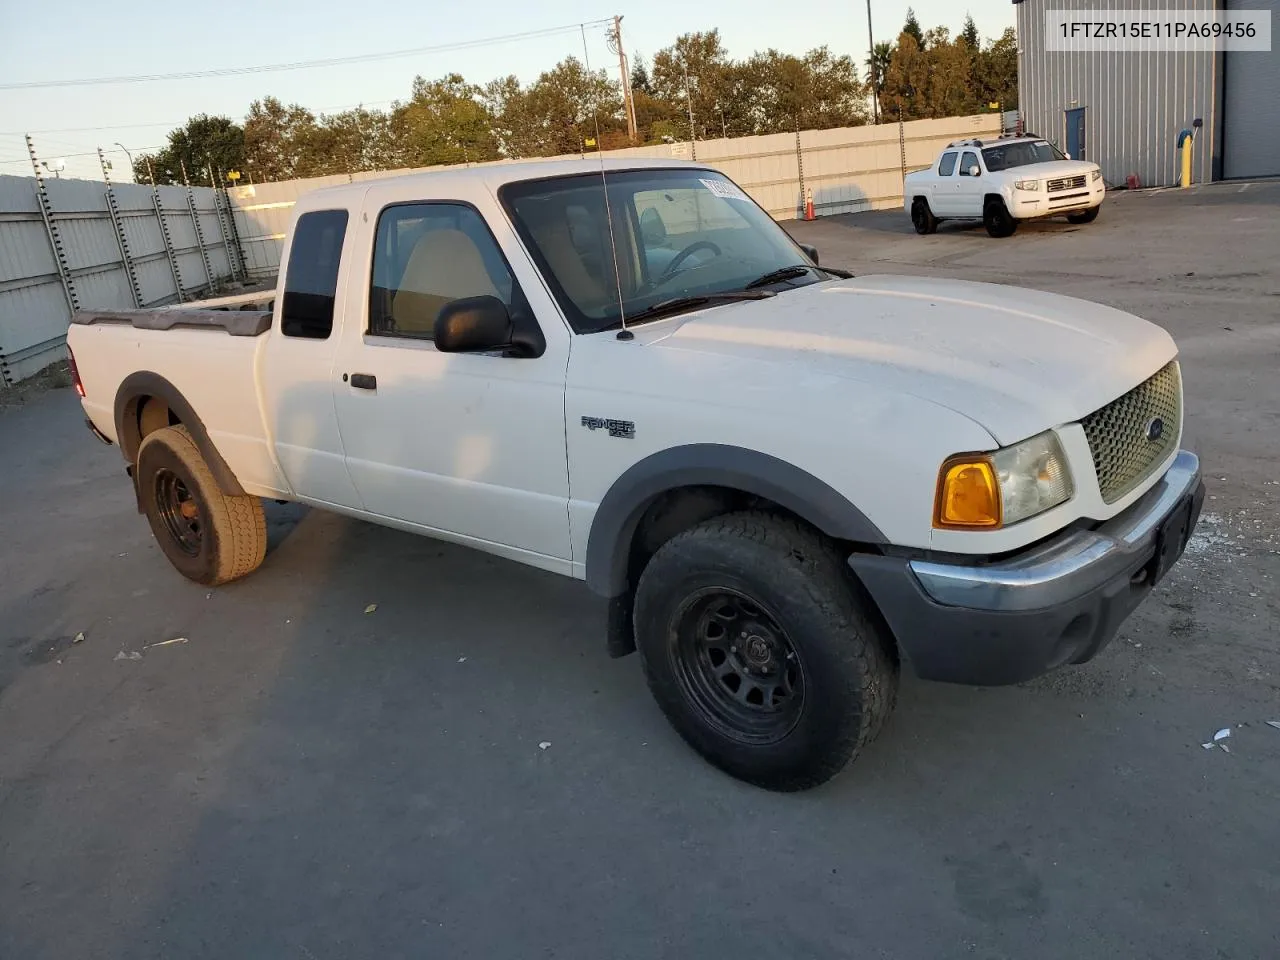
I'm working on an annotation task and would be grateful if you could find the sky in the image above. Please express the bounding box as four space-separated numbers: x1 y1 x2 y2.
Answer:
0 0 1016 181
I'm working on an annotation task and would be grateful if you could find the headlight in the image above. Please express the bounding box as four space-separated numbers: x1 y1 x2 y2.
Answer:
1014 179 1040 191
934 431 1074 529
1091 169 1102 182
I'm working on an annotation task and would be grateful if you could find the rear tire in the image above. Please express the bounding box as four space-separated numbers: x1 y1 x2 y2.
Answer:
633 512 898 791
984 197 1017 238
1067 206 1100 224
137 425 266 586
911 198 938 235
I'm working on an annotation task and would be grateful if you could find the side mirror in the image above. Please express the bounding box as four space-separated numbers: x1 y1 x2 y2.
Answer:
1063 152 1072 160
434 296 512 353
966 164 981 177
798 243 820 265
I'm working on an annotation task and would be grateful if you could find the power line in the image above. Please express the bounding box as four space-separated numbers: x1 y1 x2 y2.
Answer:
0 21 612 91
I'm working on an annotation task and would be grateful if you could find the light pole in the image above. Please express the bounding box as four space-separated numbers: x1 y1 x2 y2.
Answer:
866 0 879 124
682 56 697 160
114 142 135 182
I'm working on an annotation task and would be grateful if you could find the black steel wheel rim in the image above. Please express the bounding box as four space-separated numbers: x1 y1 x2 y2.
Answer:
155 468 202 556
669 587 805 745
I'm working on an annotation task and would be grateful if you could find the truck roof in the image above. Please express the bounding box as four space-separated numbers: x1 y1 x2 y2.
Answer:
303 156 711 205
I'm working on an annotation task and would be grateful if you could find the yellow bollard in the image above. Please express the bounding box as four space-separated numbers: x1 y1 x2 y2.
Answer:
1178 129 1194 188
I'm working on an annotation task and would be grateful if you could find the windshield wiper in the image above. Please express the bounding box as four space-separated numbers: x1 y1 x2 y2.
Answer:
619 290 777 327
744 263 853 288
744 265 814 288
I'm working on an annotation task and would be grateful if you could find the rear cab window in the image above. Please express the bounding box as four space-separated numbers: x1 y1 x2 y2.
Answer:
281 209 348 339
938 151 958 176
958 152 980 177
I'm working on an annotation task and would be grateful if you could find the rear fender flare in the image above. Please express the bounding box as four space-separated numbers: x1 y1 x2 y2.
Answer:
113 371 246 497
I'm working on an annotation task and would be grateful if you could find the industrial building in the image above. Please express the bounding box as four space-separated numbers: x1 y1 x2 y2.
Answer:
1014 0 1278 186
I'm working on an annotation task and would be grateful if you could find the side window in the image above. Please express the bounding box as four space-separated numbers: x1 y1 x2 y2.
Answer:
959 151 980 177
369 203 518 340
938 151 958 177
281 209 348 339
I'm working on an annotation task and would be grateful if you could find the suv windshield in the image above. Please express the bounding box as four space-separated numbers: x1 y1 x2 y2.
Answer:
500 168 825 333
981 140 1067 172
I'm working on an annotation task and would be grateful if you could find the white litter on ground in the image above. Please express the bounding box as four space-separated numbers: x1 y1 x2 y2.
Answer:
364 604 377 614
146 637 188 648
74 632 85 644
538 741 551 750
113 651 142 661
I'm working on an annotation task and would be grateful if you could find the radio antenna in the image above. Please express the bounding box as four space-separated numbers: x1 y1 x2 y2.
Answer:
581 22 631 340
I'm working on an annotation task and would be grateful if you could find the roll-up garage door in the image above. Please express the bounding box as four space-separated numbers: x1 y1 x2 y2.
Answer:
1222 0 1280 178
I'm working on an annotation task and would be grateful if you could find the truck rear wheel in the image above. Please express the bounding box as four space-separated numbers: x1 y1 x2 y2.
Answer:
633 512 898 791
136 425 266 586
911 197 938 235
984 197 1017 238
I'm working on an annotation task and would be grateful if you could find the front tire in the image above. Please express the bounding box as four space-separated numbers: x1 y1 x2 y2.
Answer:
911 198 938 235
1067 205 1100 224
634 512 898 791
137 425 266 586
983 197 1017 238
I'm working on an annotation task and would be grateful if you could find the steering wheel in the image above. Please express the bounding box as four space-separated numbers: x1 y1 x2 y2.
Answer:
661 240 722 280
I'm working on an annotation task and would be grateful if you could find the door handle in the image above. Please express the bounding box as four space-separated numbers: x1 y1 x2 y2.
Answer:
348 373 377 390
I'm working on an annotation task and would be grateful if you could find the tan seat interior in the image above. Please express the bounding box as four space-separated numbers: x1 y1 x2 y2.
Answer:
390 228 502 336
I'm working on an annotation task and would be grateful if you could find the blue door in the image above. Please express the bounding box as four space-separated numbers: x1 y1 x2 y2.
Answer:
1065 107 1086 160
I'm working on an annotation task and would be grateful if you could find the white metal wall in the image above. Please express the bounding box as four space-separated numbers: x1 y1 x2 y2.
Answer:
0 175 237 384
227 114 1002 277
1016 0 1218 187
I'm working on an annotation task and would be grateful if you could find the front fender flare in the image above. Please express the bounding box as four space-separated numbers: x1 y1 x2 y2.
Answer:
584 443 886 598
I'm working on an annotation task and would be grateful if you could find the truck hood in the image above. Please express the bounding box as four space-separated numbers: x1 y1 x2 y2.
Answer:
644 275 1177 445
1010 159 1098 179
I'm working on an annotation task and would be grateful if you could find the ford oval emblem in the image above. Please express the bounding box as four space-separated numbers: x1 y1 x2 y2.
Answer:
1145 417 1165 442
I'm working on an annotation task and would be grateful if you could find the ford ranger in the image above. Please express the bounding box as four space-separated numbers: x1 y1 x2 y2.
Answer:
67 158 1202 791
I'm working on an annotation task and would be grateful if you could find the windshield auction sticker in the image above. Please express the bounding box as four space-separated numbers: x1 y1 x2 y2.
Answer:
700 178 750 201
1045 9 1271 51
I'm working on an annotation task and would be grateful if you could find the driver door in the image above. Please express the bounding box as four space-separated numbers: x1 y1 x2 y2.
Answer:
955 150 985 216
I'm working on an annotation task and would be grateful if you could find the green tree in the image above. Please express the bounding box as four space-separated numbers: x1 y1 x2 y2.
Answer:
960 14 980 50
743 47 869 133
865 41 894 118
135 115 245 185
976 27 1018 109
309 107 397 175
243 97 319 181
630 56 653 96
882 32 932 120
903 7 925 47
652 31 734 141
484 58 620 157
923 28 977 118
391 73 500 167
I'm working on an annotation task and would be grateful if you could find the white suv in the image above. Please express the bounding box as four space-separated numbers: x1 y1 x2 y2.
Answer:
904 136 1106 237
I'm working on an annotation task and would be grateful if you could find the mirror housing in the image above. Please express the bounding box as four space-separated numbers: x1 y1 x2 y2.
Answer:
434 296 512 353
798 243 820 265
966 164 981 177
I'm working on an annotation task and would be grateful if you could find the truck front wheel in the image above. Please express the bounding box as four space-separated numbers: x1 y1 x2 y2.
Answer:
136 425 267 586
633 512 898 791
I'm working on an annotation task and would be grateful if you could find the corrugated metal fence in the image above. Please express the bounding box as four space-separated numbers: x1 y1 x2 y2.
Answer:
228 114 1002 278
1 113 1000 383
0 174 240 384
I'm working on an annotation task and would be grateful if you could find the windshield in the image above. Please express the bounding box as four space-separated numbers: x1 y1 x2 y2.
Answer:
500 169 823 333
981 140 1067 172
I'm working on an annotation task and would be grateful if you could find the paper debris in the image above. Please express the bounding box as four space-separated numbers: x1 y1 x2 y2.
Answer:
538 741 551 750
74 632 85 644
146 637 188 648
1213 727 1231 742
113 651 143 661
1201 742 1216 750
364 604 378 614
457 656 467 663
1266 721 1280 731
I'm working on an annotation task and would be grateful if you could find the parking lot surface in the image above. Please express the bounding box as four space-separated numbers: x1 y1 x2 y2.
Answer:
2 181 1278 959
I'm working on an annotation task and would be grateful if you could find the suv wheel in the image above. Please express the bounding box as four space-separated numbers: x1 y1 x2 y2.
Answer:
983 197 1017 238
911 198 938 235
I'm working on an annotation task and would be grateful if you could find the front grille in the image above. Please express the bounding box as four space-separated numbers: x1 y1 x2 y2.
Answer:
1080 361 1182 503
1048 175 1087 192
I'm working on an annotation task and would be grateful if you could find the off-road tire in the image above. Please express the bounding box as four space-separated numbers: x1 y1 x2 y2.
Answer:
911 198 938 235
983 197 1017 238
634 511 898 791
137 425 266 586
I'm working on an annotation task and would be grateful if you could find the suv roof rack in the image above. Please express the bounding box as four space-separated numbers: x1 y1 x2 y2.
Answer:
946 138 985 149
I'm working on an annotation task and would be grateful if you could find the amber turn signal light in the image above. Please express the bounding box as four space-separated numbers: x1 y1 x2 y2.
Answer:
934 457 1002 529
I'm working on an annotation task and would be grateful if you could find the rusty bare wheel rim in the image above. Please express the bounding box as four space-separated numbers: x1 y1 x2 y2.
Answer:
155 468 202 556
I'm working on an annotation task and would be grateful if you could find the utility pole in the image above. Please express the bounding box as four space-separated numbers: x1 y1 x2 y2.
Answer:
866 0 879 124
683 57 697 160
609 15 638 143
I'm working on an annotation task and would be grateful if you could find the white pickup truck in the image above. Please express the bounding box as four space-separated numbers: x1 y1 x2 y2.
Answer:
905 135 1106 237
68 158 1202 791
